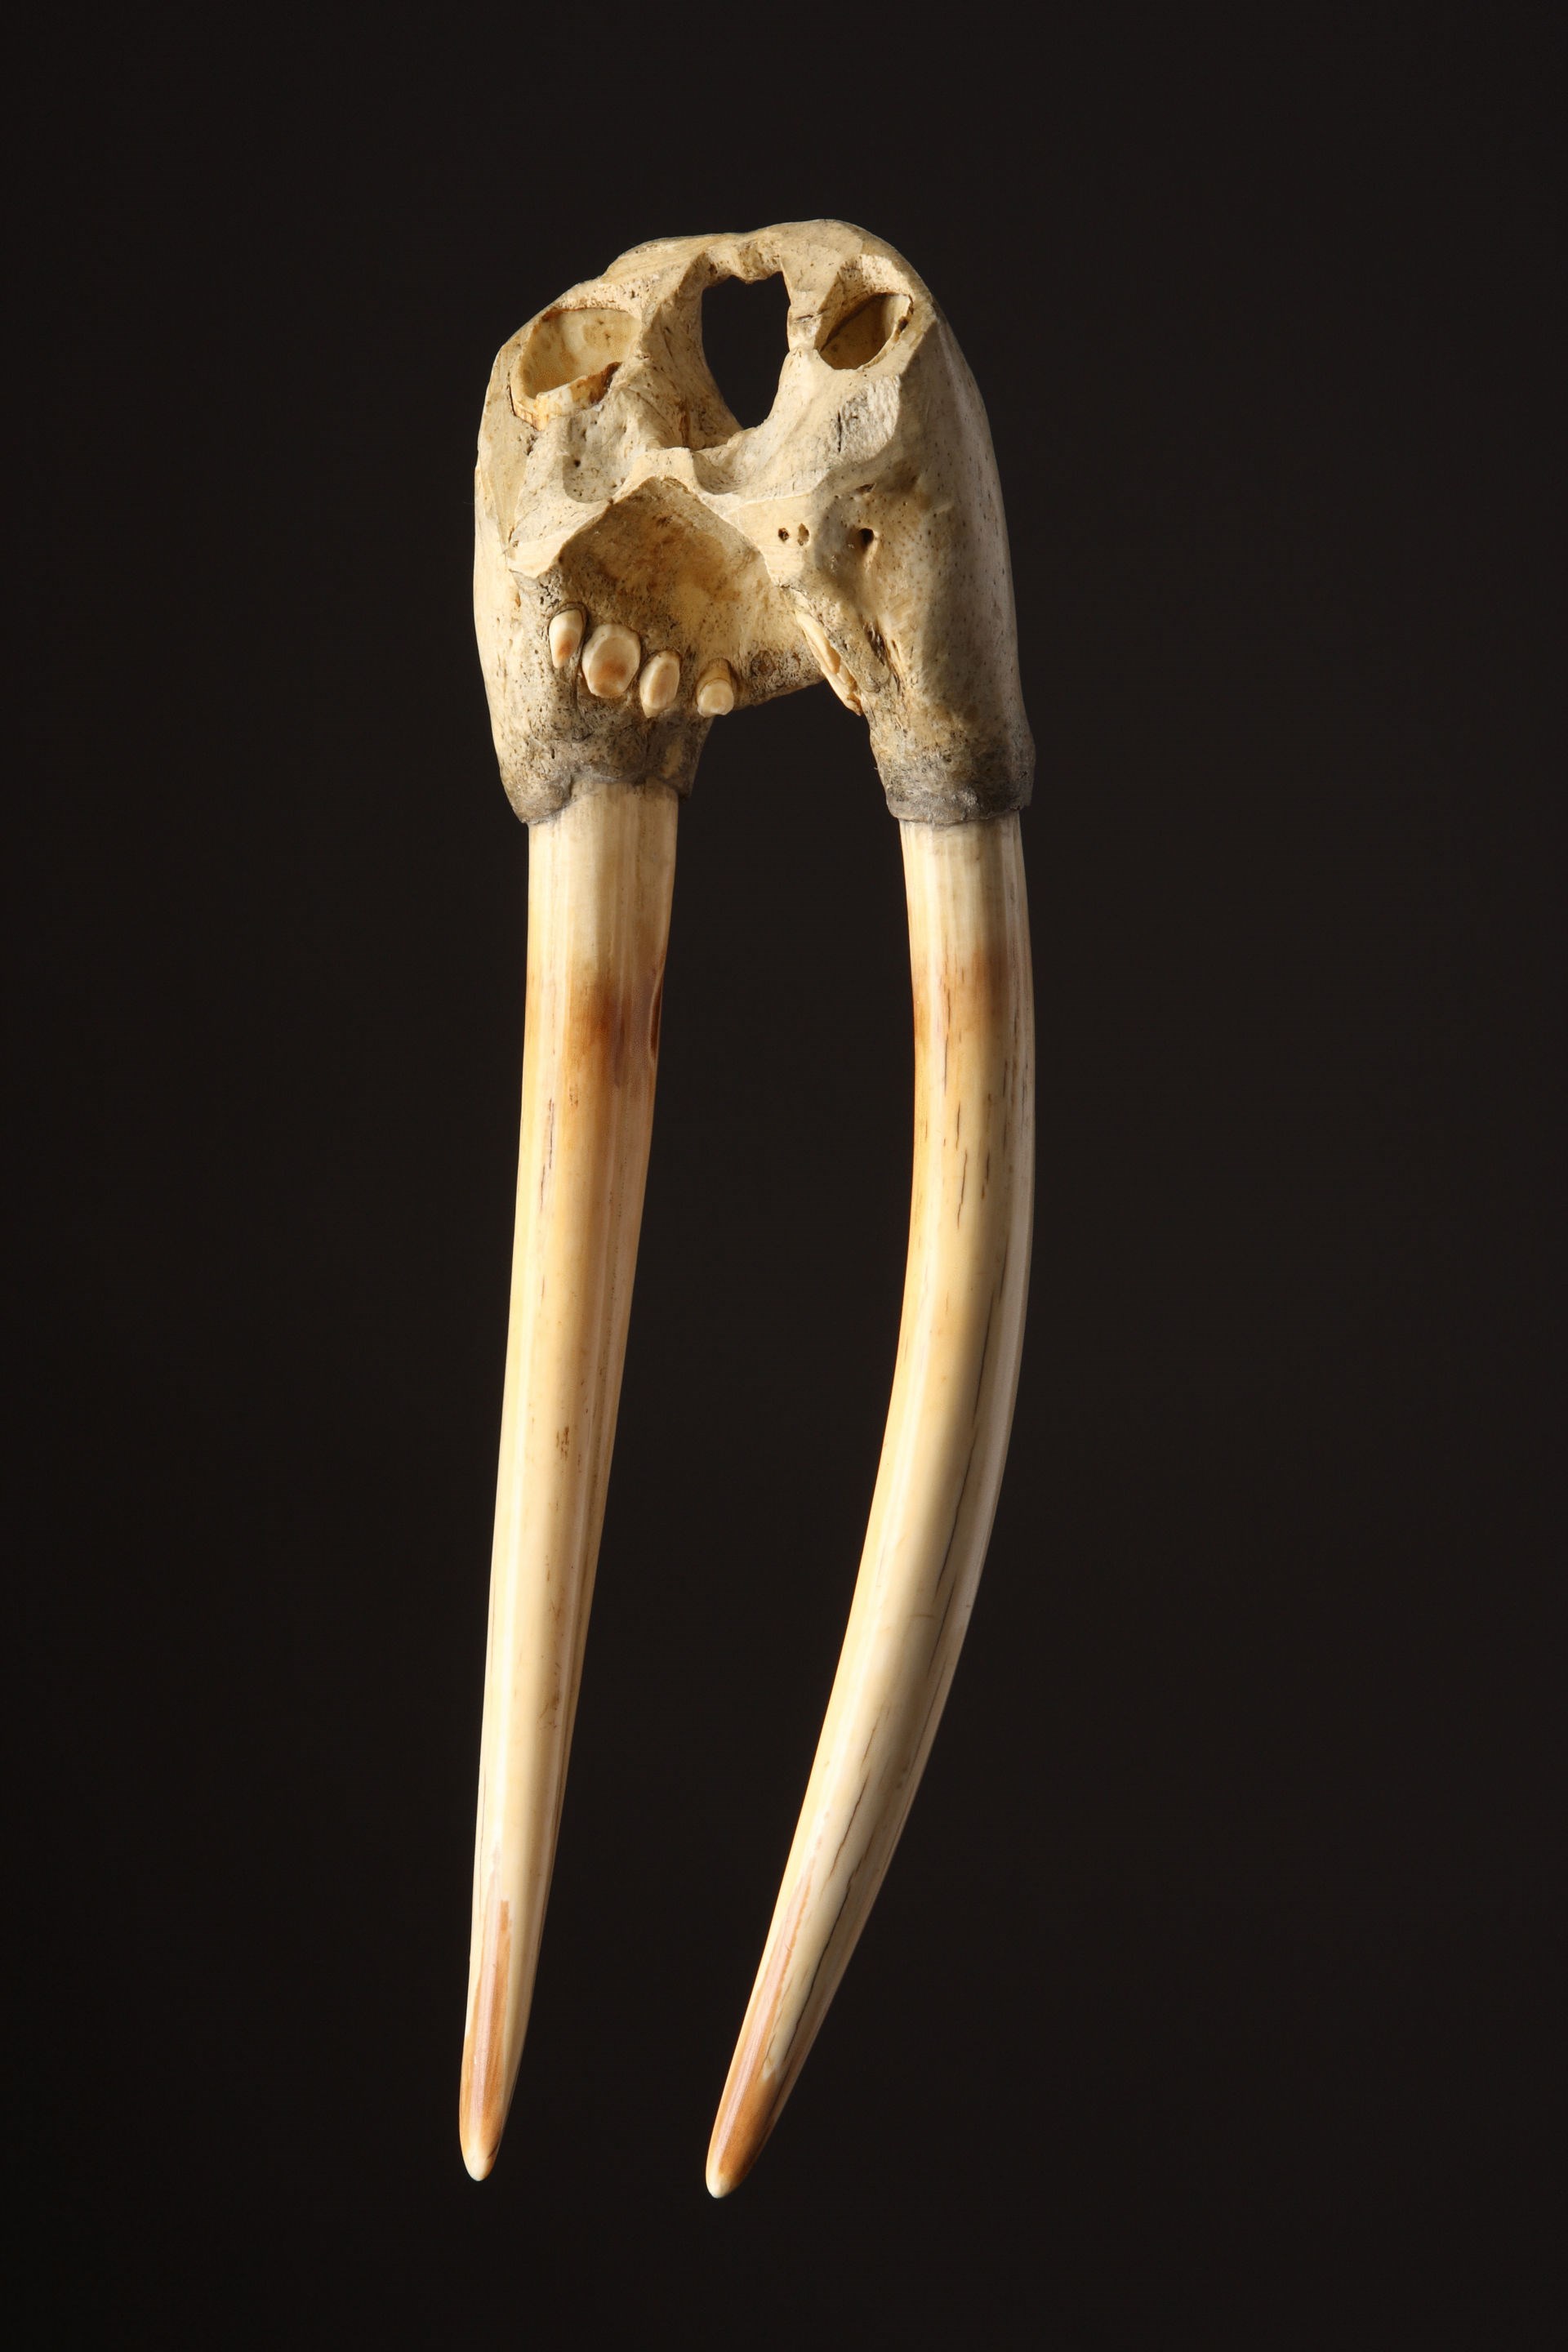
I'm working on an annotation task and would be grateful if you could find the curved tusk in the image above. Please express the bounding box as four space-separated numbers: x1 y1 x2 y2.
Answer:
460 780 677 2181
706 810 1035 2197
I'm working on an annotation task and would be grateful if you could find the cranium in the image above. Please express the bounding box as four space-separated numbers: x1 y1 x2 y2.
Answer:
474 219 1032 825
461 221 1036 2195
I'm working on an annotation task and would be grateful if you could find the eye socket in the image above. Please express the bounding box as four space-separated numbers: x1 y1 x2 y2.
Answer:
516 306 637 400
820 293 910 370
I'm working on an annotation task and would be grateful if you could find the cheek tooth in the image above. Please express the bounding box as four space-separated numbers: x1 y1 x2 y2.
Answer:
639 652 681 715
548 608 586 669
695 662 735 716
581 623 641 698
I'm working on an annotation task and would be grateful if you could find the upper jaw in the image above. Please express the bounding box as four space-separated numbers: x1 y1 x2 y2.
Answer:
474 219 1033 827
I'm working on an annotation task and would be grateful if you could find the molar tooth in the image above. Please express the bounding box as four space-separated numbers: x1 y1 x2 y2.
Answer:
581 623 641 699
548 608 585 670
695 662 735 716
639 651 680 715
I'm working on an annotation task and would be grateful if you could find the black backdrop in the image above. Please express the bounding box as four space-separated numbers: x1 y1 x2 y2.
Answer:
16 11 1563 2346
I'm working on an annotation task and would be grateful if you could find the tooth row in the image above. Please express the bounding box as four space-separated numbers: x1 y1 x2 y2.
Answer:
549 608 734 718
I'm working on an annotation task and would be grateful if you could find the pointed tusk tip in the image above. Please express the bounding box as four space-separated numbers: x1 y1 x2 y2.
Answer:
704 2115 763 2200
459 2113 501 2181
458 2027 509 2181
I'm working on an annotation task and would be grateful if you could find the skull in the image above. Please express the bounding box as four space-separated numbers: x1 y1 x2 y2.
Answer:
474 219 1034 824
461 223 1038 2195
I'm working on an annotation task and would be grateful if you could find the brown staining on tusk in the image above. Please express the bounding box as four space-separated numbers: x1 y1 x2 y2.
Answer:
460 782 677 2178
458 1884 514 2180
706 812 1034 2197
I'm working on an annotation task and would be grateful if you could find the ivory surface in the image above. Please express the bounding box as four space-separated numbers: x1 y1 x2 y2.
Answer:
460 782 676 2180
706 814 1035 2194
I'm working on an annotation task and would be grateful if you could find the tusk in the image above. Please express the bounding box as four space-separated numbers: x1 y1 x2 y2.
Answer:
706 811 1034 2197
460 779 677 2181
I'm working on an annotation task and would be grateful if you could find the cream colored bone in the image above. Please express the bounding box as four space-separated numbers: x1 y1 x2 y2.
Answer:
465 221 1035 2189
474 219 1032 825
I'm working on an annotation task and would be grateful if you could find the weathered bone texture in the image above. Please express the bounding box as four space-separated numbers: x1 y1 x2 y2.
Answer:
474 220 1034 824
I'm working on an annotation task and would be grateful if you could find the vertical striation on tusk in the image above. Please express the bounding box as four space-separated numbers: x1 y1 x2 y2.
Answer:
706 811 1034 2197
460 781 677 2181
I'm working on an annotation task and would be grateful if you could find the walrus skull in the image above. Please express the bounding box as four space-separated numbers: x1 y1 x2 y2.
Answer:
461 220 1035 2195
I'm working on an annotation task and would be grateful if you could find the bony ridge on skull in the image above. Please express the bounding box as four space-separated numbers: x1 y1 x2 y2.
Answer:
474 218 1034 823
462 221 1036 2198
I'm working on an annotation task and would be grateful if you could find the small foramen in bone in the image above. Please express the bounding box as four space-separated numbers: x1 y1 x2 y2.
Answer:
462 220 1034 2198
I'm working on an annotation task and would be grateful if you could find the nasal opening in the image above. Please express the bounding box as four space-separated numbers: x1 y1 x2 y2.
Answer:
700 273 791 428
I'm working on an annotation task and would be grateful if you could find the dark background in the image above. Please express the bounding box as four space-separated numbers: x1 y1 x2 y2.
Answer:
15 10 1563 2345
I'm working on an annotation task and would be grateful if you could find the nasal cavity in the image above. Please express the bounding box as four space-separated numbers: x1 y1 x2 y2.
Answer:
701 274 791 428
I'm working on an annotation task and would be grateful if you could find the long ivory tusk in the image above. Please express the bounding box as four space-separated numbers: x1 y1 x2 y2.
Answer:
460 780 677 2181
706 812 1034 2197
